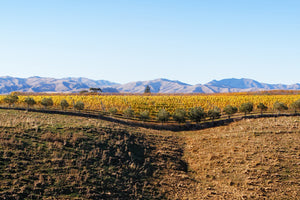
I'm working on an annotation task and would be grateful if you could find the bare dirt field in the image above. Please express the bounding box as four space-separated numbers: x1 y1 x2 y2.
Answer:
0 110 299 199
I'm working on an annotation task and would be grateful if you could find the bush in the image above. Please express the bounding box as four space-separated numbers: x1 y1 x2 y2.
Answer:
3 94 19 107
239 102 253 116
41 98 53 109
24 97 36 109
123 108 134 119
108 107 118 115
290 99 300 113
207 107 221 121
257 103 268 115
74 101 84 111
188 107 206 123
273 101 288 114
223 105 238 119
157 109 170 124
173 108 186 124
60 99 69 111
139 110 150 122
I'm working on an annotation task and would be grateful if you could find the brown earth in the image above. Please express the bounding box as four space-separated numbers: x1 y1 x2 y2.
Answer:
0 110 299 199
157 117 300 199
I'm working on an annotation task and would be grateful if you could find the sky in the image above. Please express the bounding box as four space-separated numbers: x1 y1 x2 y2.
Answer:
0 0 299 85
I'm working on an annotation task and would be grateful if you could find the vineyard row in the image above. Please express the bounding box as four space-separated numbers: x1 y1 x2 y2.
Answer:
1 94 300 123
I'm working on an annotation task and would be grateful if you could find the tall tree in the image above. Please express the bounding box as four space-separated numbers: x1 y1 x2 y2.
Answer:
144 85 151 94
89 88 102 93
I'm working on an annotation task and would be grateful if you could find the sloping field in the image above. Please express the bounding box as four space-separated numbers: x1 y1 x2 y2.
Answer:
180 117 300 199
0 110 299 199
0 110 166 199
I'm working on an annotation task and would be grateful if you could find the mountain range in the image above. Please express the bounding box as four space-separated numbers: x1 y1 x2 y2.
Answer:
0 76 299 94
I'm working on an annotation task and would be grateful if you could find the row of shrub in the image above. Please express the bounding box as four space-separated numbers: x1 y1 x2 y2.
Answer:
2 95 85 111
119 100 300 124
1 94 300 124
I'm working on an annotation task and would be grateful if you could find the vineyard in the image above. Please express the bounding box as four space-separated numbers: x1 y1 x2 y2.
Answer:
1 93 300 123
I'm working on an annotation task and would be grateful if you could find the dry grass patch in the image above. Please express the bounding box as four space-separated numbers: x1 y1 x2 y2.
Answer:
182 117 300 199
0 110 166 199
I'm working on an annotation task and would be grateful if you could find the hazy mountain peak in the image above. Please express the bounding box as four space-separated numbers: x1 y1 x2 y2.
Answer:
116 78 192 93
206 78 264 89
151 78 191 86
0 76 119 94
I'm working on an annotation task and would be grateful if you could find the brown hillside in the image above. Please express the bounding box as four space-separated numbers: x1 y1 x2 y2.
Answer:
177 117 300 199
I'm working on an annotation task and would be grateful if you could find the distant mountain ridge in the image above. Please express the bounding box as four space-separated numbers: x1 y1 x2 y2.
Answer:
204 78 300 93
0 76 299 94
0 76 119 94
115 78 300 93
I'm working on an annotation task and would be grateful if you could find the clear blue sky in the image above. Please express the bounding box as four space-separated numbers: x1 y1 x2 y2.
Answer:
0 0 299 84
